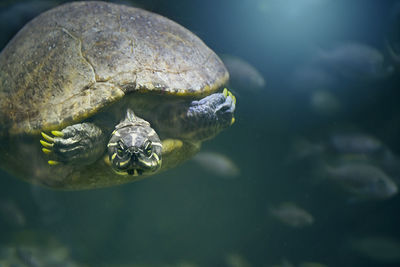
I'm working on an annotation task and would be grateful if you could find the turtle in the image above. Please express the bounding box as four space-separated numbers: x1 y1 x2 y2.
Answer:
0 1 236 190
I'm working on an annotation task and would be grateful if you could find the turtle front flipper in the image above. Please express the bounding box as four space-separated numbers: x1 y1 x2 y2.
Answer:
159 88 236 142
40 123 106 166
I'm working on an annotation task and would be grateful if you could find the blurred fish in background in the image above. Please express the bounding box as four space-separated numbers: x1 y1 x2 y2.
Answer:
309 89 341 116
311 42 394 83
318 161 398 200
221 54 266 92
269 202 314 228
191 152 240 178
326 131 385 155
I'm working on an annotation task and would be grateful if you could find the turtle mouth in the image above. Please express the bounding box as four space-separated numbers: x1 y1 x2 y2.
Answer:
110 151 161 176
126 168 144 176
111 162 158 176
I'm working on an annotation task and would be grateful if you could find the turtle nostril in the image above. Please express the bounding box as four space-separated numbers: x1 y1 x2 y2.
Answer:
128 146 140 154
131 153 138 162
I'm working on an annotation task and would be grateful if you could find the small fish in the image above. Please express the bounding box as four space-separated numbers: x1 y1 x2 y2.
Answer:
269 202 314 228
323 162 398 199
221 55 266 91
314 42 393 82
192 152 240 178
310 89 341 115
285 137 326 166
328 132 384 155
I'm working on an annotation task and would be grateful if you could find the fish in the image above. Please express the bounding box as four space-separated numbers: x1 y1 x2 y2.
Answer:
285 137 325 165
221 55 266 91
269 202 314 228
310 89 341 115
192 152 240 178
327 132 384 155
313 42 393 82
322 162 398 199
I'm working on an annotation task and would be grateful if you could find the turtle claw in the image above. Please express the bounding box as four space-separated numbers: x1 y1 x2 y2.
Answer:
40 139 53 148
39 123 105 166
40 131 61 163
223 88 228 97
42 148 52 154
41 132 54 142
51 130 64 137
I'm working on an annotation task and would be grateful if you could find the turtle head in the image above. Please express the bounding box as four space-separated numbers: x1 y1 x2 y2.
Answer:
107 109 162 176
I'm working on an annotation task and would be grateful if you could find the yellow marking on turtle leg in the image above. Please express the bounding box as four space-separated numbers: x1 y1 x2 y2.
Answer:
231 94 236 104
41 132 54 142
48 160 60 165
223 88 228 97
51 130 64 137
162 139 183 155
40 140 53 148
111 153 117 161
42 148 52 154
231 117 235 125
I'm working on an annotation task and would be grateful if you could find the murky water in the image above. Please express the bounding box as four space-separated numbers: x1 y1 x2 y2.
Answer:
1 0 400 266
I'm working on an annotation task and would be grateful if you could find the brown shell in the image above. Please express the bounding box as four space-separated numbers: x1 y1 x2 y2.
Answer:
0 1 228 134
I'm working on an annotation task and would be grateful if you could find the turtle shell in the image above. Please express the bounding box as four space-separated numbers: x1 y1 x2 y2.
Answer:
0 1 228 134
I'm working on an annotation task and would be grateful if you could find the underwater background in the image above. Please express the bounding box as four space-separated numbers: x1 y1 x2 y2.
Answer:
1 0 400 266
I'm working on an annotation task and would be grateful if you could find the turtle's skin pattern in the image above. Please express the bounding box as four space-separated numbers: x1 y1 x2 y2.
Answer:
0 1 236 190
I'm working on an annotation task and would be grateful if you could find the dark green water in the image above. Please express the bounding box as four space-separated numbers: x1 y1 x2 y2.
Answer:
1 0 400 266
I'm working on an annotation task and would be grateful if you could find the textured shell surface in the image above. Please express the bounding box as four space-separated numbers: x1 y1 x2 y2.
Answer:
0 1 228 134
